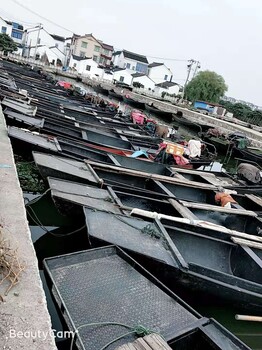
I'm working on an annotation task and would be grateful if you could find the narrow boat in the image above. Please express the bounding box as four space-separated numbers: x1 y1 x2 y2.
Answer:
47 176 262 236
43 245 253 349
84 209 262 313
172 112 203 133
108 89 123 100
92 84 109 95
122 95 145 109
33 151 260 193
145 103 173 122
234 146 262 167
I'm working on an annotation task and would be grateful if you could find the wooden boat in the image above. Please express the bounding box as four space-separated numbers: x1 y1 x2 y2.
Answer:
108 89 123 100
122 95 145 109
84 209 262 313
172 112 203 133
48 176 262 236
43 245 251 350
234 146 262 167
144 103 173 122
92 84 109 95
33 151 260 194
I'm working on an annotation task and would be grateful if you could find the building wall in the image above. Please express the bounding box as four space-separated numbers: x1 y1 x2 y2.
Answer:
72 36 102 63
24 29 54 56
113 52 147 73
132 76 155 90
154 84 180 96
148 65 172 84
0 18 12 36
69 56 101 78
113 69 133 85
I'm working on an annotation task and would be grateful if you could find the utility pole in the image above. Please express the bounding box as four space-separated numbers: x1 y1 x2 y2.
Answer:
181 59 195 101
192 60 201 79
33 23 42 60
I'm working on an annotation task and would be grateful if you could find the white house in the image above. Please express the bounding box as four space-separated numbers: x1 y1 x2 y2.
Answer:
0 17 12 37
112 50 148 74
69 55 102 78
100 70 114 83
147 62 173 84
131 73 155 90
0 17 25 54
113 68 133 85
23 28 67 65
154 81 181 96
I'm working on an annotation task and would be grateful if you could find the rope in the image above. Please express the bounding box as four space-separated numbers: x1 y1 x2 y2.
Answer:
24 188 51 206
69 321 155 350
26 206 85 237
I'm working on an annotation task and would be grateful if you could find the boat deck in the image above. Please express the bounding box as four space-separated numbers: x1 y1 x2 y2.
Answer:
116 333 172 350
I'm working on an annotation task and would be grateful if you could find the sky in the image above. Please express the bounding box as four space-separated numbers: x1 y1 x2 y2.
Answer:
1 0 262 106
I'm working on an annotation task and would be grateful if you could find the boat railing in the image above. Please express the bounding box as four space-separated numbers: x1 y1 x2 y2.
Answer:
234 157 262 170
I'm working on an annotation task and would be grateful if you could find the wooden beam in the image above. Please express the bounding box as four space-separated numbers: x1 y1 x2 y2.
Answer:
245 194 262 208
179 200 257 217
231 237 262 250
168 198 198 220
115 334 172 350
85 160 217 189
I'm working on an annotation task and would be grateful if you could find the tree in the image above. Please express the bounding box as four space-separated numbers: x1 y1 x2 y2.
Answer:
185 70 228 103
0 33 17 55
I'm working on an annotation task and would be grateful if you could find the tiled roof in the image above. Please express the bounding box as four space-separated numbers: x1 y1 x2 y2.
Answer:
50 34 65 42
101 43 113 51
123 50 148 64
131 73 146 78
155 81 178 88
148 62 164 68
112 50 121 56
72 54 91 61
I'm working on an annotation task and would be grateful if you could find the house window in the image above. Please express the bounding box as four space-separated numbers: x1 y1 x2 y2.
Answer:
81 41 87 48
136 63 147 73
104 49 109 55
55 43 58 48
1 26 7 34
38 38 41 44
99 56 103 64
164 74 168 80
119 76 124 82
126 63 131 69
73 63 77 68
80 51 85 57
132 66 135 70
93 55 98 62
86 65 91 71
94 45 100 52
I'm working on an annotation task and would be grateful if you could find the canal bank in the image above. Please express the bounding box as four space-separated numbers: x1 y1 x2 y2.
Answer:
0 105 56 349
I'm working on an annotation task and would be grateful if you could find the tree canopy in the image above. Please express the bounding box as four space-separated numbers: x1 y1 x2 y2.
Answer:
185 70 228 104
219 100 262 126
0 33 17 54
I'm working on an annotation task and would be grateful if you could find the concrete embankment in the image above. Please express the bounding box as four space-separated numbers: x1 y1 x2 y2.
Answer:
0 106 56 349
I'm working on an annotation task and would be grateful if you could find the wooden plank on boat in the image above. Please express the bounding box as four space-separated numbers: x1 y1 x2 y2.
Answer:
245 194 262 207
231 237 262 250
168 198 198 220
179 200 258 217
85 161 217 189
115 333 172 350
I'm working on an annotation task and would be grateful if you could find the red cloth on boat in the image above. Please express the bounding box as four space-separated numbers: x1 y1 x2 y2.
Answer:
173 155 189 165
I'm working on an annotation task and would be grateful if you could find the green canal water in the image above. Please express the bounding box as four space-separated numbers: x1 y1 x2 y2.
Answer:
24 191 262 350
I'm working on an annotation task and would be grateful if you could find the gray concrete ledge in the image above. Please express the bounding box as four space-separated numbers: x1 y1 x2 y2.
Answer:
0 105 57 349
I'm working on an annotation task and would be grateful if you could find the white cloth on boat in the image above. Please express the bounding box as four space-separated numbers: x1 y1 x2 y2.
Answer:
188 140 202 158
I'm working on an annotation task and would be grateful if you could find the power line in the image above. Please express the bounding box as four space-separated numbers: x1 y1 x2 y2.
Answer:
10 0 74 33
146 55 188 62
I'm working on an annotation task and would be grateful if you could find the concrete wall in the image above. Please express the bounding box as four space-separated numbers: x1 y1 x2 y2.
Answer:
113 69 133 85
0 105 57 350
